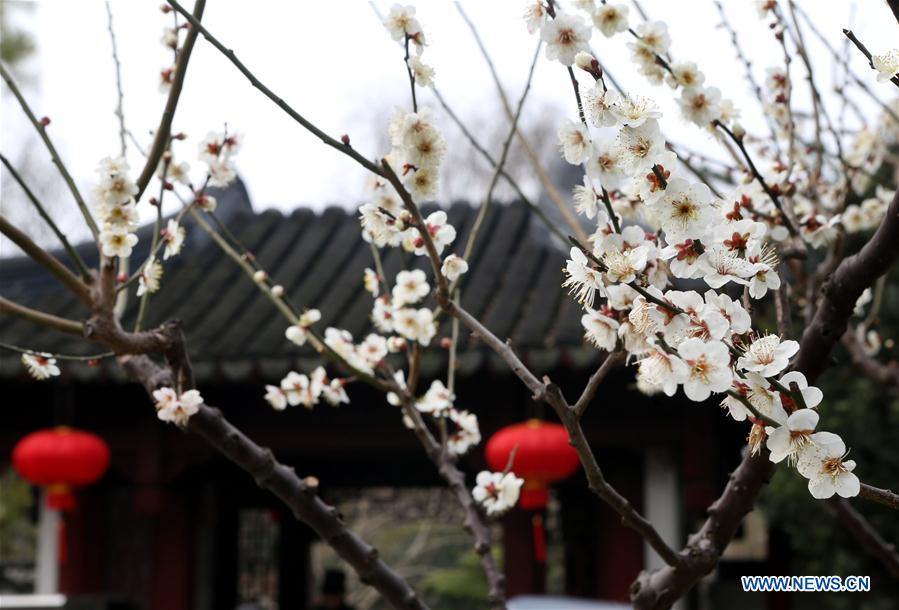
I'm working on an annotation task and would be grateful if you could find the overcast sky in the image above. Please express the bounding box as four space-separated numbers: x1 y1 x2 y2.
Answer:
2 0 898 245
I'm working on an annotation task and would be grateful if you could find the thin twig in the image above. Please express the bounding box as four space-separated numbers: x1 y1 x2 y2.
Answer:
0 215 91 305
166 0 385 178
0 153 91 280
573 351 625 418
0 62 99 239
0 296 84 336
105 0 127 159
135 0 206 200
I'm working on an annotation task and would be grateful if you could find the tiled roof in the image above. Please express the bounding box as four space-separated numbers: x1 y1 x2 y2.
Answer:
0 180 599 382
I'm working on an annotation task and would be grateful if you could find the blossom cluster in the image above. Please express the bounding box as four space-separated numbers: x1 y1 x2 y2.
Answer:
526 4 867 500
94 157 139 258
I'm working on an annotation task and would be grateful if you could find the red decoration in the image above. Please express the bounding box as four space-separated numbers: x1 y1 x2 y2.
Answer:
12 426 111 511
485 419 579 510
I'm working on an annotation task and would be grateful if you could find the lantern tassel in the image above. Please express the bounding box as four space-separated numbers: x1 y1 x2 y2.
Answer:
531 513 546 563
58 517 67 565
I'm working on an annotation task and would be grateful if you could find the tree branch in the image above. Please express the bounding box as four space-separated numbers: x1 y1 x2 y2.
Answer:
439 298 684 569
135 0 206 200
0 153 91 280
827 498 899 578
631 186 899 608
0 62 98 239
574 351 625 418
859 483 899 510
165 0 386 178
117 351 430 610
0 215 91 305
0 296 84 336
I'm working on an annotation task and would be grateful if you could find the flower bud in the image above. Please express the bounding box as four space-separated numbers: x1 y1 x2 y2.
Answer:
731 122 746 140
271 285 284 298
574 51 602 80
39 116 51 127
340 134 351 146
253 270 268 283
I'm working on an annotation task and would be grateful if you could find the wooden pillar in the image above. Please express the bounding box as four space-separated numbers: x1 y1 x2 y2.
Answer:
501 508 546 596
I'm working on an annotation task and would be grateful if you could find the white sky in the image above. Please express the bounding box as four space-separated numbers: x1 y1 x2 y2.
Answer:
2 0 898 245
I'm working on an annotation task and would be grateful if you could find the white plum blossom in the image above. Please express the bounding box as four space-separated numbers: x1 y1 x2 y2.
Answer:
264 385 288 410
611 95 662 127
737 335 799 377
636 348 688 396
162 219 186 260
617 120 665 174
137 257 163 297
392 269 430 306
281 371 315 408
540 12 590 66
416 380 453 416
394 307 437 346
766 408 819 465
407 211 456 256
285 309 321 346
677 86 722 126
383 4 424 47
441 254 468 281
581 308 620 350
523 1 548 34
677 338 733 401
21 353 60 380
447 409 481 456
872 49 899 82
583 85 620 128
472 471 524 516
654 178 715 241
797 432 860 499
592 3 629 37
558 119 593 165
563 247 604 308
100 227 138 258
407 56 435 88
776 371 823 410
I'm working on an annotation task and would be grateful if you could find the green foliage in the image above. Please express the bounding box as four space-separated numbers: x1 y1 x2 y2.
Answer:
0 468 36 562
0 1 35 66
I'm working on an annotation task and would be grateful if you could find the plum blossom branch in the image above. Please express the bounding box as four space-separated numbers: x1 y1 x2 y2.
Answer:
135 0 206 200
430 87 570 245
165 0 386 178
842 28 899 90
451 2 588 243
116 349 431 610
439 297 684 569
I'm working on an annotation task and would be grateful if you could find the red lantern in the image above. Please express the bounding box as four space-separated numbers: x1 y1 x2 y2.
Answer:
486 419 579 509
12 426 111 511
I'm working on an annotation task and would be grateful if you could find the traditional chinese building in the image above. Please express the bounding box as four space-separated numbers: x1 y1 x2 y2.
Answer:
0 180 769 610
